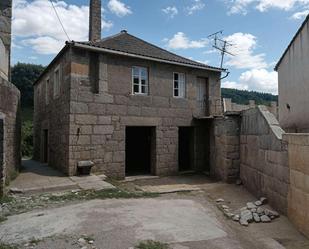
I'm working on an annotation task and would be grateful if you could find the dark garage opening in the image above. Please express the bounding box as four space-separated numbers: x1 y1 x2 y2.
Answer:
178 127 194 172
125 127 154 176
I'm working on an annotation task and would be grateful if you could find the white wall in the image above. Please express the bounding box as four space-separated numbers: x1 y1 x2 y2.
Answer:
278 20 309 132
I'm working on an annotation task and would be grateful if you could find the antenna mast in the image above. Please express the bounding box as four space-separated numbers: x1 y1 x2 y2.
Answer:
208 30 234 68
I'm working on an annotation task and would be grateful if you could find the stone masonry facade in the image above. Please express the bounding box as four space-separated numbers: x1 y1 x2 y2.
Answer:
0 0 11 81
0 78 21 196
34 47 222 179
240 106 289 214
284 133 309 237
0 0 20 196
213 114 240 182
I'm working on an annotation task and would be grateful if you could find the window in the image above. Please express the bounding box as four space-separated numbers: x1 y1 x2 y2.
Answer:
53 67 60 98
45 78 49 105
132 66 148 95
173 73 185 98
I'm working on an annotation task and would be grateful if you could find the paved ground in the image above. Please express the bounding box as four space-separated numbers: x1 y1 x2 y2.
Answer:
9 160 114 194
1 175 309 249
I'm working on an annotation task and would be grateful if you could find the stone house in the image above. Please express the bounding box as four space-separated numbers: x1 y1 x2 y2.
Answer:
33 0 225 179
275 15 309 132
0 0 21 196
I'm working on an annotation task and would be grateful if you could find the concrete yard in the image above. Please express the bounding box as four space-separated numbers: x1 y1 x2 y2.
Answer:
1 175 309 249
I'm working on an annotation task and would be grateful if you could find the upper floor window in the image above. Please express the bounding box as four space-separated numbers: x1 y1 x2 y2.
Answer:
45 78 49 105
173 73 185 98
53 66 60 99
132 66 148 95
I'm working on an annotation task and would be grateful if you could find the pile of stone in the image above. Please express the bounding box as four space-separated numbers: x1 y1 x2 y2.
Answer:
216 197 280 226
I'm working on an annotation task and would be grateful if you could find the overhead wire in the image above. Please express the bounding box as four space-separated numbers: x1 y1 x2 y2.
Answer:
48 0 71 41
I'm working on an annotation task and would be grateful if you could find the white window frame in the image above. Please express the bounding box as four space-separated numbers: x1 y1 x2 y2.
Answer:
45 77 49 105
173 72 186 98
132 66 148 95
53 66 60 99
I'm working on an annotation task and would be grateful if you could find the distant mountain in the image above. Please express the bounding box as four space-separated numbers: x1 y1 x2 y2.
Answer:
221 88 278 106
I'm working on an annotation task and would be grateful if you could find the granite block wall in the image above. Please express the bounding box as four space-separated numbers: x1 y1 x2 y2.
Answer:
0 77 21 196
67 50 221 178
284 133 309 237
240 106 289 214
34 47 221 178
214 114 240 182
33 50 71 174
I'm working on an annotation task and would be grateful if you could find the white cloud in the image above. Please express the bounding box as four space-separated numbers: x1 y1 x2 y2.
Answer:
224 32 267 69
22 36 64 54
162 6 178 18
223 69 278 94
166 32 208 50
227 0 309 15
290 9 309 19
12 0 112 55
107 0 132 17
185 0 205 15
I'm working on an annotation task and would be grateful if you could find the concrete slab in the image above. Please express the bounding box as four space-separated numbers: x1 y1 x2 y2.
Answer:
140 184 201 193
0 199 227 245
9 160 115 194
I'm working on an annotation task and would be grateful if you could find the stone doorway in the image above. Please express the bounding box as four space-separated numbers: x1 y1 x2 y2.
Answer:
178 127 194 172
125 126 155 176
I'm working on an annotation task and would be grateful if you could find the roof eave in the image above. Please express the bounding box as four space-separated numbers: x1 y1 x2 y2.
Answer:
71 42 226 73
33 43 70 85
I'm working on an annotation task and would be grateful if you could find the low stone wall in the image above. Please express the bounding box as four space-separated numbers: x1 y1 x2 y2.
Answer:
0 77 21 195
240 106 289 214
284 133 309 237
214 114 240 182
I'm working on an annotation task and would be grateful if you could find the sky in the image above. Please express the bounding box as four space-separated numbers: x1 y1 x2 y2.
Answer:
11 0 309 94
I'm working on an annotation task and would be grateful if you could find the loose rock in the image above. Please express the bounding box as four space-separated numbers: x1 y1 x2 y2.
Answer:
260 215 271 223
253 213 261 223
256 207 264 215
239 218 249 226
232 215 240 222
246 202 257 209
240 210 253 223
216 198 224 203
260 197 268 205
255 200 262 206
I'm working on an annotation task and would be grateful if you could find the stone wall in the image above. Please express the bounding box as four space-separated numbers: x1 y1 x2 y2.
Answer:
0 77 21 195
34 48 222 178
213 114 240 182
284 133 309 237
66 50 221 178
0 0 11 80
223 98 278 118
33 50 71 174
240 106 289 214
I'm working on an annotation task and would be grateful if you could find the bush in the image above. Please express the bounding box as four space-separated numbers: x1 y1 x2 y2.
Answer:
21 120 33 158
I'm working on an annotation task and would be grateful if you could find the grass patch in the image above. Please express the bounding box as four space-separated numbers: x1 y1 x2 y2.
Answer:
0 195 13 204
47 189 159 202
135 240 169 249
0 243 18 249
0 215 7 223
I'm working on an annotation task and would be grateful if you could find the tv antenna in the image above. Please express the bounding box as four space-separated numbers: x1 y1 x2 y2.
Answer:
208 30 234 68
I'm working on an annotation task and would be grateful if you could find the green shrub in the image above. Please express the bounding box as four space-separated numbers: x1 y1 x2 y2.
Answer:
135 240 169 249
21 120 33 158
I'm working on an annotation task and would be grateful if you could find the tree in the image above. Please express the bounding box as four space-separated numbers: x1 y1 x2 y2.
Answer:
11 63 45 107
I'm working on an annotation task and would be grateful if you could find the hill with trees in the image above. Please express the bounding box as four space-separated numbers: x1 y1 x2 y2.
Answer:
221 88 278 106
